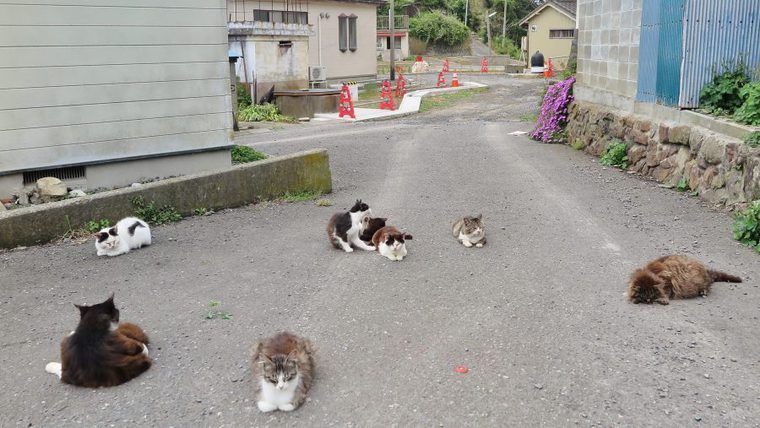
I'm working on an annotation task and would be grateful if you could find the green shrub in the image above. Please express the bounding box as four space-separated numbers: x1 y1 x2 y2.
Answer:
231 145 267 164
734 82 760 126
699 62 750 115
600 139 628 169
131 196 182 225
236 83 252 108
492 36 521 59
238 103 295 123
732 200 760 253
85 219 110 233
676 177 689 192
409 11 469 46
570 139 585 150
744 131 760 148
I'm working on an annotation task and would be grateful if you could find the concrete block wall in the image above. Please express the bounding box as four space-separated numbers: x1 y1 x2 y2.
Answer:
575 0 643 111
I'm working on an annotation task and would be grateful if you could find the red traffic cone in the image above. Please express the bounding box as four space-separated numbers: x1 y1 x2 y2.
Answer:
379 80 395 110
338 84 355 119
436 71 446 88
451 72 459 87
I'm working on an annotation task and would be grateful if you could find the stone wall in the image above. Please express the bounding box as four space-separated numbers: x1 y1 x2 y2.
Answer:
575 0 643 111
567 102 760 208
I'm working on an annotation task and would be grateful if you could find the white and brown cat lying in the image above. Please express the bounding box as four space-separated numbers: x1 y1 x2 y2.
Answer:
372 226 412 261
45 294 151 387
95 217 151 257
326 199 375 252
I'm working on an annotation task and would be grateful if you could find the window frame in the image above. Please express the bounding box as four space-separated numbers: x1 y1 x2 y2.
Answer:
549 29 575 39
338 14 348 52
348 15 358 52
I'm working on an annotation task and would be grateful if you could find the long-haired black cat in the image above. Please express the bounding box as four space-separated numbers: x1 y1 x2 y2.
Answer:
45 294 151 387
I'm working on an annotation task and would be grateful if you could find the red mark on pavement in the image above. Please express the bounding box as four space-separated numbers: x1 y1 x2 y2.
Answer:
454 365 469 374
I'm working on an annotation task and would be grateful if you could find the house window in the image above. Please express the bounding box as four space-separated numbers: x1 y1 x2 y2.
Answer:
549 29 575 38
386 36 402 49
348 15 357 51
338 15 348 52
253 9 307 24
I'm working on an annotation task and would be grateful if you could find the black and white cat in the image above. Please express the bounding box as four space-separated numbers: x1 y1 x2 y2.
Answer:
95 217 151 257
326 200 375 252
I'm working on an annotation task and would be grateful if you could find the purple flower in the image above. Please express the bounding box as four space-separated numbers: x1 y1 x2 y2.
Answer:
530 76 575 143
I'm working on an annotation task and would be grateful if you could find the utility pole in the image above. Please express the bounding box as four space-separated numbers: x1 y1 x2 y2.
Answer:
502 0 507 40
464 0 469 26
389 0 395 81
486 11 495 52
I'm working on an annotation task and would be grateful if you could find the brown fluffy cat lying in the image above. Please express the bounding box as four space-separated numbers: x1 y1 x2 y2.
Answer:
45 295 151 387
627 255 742 305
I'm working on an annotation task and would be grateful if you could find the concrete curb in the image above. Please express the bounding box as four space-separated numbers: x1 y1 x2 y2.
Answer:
0 149 332 249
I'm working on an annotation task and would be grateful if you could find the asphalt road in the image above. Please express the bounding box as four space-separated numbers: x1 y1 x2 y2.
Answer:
2 77 759 427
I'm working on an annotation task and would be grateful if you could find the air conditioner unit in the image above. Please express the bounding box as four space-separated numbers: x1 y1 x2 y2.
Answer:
309 66 327 82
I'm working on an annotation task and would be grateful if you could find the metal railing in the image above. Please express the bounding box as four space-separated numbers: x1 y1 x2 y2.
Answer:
227 0 309 23
377 15 409 30
229 9 308 24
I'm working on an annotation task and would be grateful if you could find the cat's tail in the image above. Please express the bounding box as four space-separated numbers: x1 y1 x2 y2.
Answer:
709 270 742 283
45 362 62 379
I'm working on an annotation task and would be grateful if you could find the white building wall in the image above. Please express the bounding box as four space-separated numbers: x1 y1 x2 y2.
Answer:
0 0 232 195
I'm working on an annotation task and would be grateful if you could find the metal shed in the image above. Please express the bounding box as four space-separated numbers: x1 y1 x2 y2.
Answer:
636 0 760 109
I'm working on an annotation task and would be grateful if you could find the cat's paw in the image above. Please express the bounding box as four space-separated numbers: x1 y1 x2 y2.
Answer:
475 243 484 248
462 241 473 247
45 362 62 378
257 401 278 413
141 344 149 357
279 403 296 412
343 247 354 253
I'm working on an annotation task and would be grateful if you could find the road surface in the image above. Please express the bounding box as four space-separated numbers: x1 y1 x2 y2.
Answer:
1 77 759 427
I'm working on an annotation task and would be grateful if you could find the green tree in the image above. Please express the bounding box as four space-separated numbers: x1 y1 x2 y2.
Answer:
409 10 470 46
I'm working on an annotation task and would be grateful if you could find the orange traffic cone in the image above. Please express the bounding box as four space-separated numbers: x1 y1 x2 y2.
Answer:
451 72 459 87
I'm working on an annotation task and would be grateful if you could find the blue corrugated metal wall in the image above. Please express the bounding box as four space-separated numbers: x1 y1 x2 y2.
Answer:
636 0 661 103
679 0 760 108
635 0 760 108
655 0 685 106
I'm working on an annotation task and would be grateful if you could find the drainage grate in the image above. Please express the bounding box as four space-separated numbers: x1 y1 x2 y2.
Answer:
23 166 86 185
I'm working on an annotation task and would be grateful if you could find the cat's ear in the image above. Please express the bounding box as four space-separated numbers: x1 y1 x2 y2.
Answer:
286 349 298 362
108 227 118 236
75 304 88 317
380 217 388 222
105 293 115 307
476 214 483 220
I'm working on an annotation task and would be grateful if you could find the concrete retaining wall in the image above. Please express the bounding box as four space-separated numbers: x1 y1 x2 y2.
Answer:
0 149 331 249
567 102 760 209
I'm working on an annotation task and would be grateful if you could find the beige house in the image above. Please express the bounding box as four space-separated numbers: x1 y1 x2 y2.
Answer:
0 0 232 199
227 0 311 102
376 15 410 62
519 0 577 69
308 0 384 82
227 0 382 101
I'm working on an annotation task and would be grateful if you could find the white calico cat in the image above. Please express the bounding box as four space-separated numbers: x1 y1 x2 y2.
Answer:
95 217 151 257
326 199 375 252
452 214 486 248
372 226 412 261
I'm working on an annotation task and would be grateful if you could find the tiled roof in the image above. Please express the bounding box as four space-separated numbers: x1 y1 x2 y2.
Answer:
552 0 577 17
